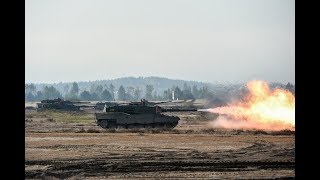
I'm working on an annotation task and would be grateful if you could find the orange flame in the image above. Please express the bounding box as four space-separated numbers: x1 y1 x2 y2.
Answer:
207 80 295 131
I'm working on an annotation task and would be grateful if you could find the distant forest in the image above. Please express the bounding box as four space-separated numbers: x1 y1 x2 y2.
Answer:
25 76 295 105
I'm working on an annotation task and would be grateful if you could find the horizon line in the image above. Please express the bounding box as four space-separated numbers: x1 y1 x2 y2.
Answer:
25 76 294 85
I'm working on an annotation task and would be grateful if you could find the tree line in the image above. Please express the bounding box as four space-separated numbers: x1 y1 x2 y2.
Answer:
25 82 214 102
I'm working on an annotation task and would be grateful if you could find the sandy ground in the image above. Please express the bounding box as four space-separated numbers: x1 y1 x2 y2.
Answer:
25 109 295 179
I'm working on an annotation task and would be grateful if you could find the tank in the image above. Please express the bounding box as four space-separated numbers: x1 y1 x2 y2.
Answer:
36 98 80 111
95 99 181 129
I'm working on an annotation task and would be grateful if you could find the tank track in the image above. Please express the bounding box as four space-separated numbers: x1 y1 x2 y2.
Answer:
97 120 178 129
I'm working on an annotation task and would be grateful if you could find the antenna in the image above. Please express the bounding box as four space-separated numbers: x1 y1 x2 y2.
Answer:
103 104 107 112
172 91 175 101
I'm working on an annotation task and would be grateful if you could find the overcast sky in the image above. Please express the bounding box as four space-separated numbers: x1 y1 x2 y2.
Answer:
25 0 294 84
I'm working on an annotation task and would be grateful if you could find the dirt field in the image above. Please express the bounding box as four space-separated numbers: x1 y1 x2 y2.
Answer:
25 108 295 179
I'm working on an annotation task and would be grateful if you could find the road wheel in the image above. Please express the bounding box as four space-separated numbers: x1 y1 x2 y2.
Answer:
127 124 136 129
135 124 144 128
154 123 164 128
117 124 126 129
98 120 108 129
145 124 154 129
164 123 174 129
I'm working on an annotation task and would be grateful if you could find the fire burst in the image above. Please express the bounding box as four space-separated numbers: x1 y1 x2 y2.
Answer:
206 80 295 131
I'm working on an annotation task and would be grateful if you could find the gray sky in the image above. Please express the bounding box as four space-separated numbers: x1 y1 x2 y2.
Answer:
25 0 294 84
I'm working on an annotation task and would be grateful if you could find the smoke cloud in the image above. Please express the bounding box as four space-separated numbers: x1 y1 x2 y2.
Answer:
204 80 295 131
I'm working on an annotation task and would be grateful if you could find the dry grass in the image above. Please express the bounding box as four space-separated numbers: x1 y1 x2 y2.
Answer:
81 128 278 135
269 129 295 135
28 110 94 123
246 129 269 135
86 128 101 133
25 114 34 118
57 127 295 136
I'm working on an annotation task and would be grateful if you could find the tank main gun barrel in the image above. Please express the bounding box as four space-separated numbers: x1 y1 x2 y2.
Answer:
161 108 198 112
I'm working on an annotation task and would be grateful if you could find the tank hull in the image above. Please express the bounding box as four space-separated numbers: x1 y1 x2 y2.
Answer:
95 112 179 129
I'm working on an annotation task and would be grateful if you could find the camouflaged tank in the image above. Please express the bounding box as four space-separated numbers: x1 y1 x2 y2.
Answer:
95 100 180 129
36 98 80 111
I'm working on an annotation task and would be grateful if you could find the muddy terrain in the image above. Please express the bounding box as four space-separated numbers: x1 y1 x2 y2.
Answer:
25 106 295 179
